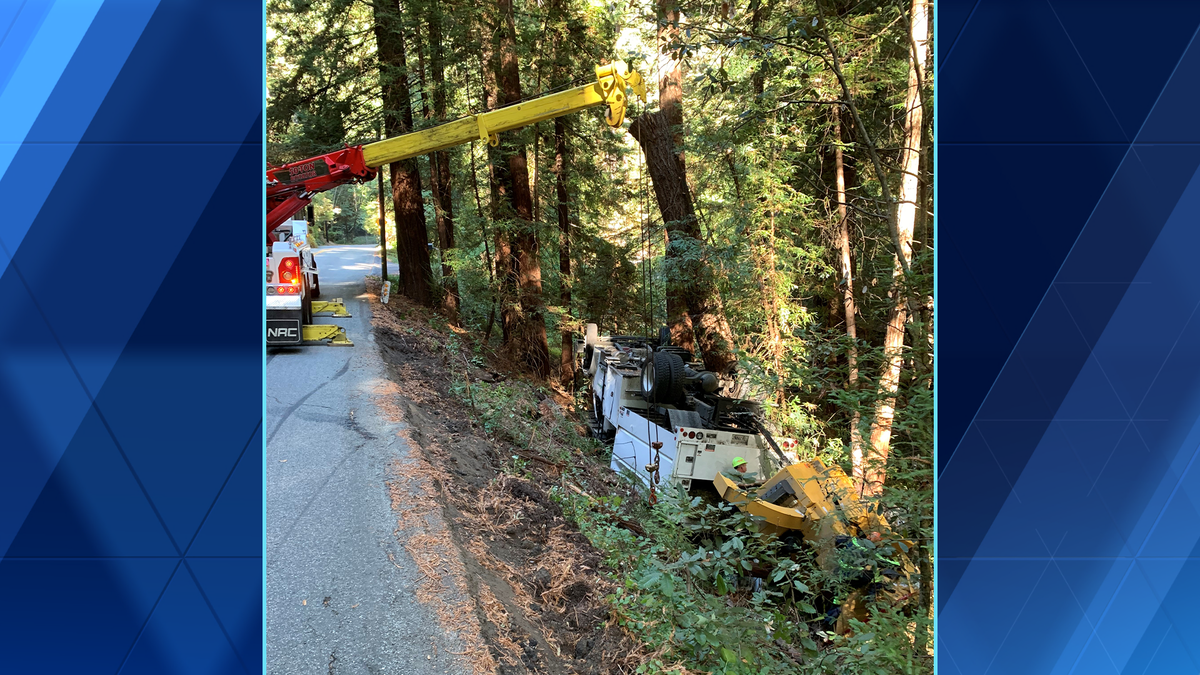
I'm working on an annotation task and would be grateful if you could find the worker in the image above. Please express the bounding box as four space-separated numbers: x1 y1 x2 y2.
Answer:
728 457 764 487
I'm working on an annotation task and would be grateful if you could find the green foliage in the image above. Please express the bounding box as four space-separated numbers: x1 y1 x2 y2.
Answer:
551 472 930 675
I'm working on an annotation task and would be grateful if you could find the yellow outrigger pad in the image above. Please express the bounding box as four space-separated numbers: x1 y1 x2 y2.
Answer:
302 324 353 346
312 298 352 318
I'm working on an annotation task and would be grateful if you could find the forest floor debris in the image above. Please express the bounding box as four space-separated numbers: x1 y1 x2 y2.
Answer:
366 279 646 675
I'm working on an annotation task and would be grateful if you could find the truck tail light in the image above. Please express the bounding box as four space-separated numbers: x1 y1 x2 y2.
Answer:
279 256 300 284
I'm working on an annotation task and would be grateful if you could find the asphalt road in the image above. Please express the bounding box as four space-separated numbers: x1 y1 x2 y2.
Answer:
266 245 464 674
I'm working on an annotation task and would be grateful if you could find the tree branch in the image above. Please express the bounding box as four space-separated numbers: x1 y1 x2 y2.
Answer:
815 1 910 277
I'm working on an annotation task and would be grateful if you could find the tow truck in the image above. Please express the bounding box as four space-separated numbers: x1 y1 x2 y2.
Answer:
265 63 646 347
580 324 917 630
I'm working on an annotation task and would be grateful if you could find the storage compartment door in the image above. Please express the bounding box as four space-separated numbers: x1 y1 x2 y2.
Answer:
676 443 697 477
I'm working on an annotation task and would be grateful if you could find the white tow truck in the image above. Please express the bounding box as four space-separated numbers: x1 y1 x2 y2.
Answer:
266 214 351 347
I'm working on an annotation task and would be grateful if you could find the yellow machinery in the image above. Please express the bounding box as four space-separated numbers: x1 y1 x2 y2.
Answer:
715 458 917 630
268 62 646 235
362 62 646 167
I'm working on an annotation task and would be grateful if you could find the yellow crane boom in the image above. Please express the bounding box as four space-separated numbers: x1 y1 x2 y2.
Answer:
361 62 646 169
267 61 645 234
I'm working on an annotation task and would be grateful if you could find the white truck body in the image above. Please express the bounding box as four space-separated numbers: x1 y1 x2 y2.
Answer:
265 215 320 346
585 331 771 491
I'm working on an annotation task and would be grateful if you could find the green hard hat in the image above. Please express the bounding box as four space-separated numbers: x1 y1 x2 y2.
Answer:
731 457 747 467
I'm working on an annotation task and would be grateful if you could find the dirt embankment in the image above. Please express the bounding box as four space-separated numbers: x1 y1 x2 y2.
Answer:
364 280 643 675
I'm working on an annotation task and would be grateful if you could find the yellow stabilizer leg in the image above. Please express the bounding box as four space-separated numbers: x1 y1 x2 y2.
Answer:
312 299 352 318
302 324 354 346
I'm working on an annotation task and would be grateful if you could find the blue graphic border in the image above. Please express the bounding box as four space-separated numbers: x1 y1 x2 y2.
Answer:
0 2 264 672
937 1 1200 674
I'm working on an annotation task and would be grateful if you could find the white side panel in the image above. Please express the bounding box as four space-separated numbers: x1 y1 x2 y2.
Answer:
603 368 637 422
612 409 678 488
592 361 606 399
610 427 646 479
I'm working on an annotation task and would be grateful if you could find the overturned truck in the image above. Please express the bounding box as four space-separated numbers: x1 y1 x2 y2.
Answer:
581 324 772 492
578 325 917 628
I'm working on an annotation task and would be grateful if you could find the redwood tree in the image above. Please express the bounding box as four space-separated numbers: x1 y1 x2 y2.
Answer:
372 0 432 307
492 0 551 378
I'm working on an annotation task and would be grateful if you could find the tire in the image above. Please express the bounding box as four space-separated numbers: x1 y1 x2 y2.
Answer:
582 345 594 372
663 352 685 403
302 277 313 326
592 394 605 434
641 351 685 404
311 274 321 299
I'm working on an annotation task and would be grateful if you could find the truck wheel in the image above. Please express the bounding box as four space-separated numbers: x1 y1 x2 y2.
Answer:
641 351 685 403
302 278 314 326
663 352 686 402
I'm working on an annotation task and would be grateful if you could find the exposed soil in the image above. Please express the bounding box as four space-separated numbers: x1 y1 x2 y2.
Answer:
365 279 644 675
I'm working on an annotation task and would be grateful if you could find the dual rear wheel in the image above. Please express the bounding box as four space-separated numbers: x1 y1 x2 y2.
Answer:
641 351 685 404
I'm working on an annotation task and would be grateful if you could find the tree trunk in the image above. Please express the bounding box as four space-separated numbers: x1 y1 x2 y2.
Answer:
428 7 459 322
479 21 510 344
835 113 864 492
555 116 573 385
378 165 388 280
372 0 432 307
865 0 927 497
547 0 575 386
494 0 551 378
630 112 736 376
749 0 770 98
653 0 696 352
471 134 499 345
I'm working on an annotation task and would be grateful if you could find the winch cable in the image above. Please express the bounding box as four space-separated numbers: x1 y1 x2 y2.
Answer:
635 114 665 506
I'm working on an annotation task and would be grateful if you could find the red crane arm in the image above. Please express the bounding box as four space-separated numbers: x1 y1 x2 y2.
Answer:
265 145 376 241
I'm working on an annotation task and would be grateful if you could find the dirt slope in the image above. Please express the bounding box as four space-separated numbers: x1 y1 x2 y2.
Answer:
364 279 644 675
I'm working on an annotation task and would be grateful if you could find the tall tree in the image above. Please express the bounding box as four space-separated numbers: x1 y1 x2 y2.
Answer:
372 0 433 306
555 116 573 384
479 19 508 345
549 0 575 385
425 1 460 321
651 0 694 353
629 0 737 376
864 0 928 497
493 0 551 377
835 111 865 491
